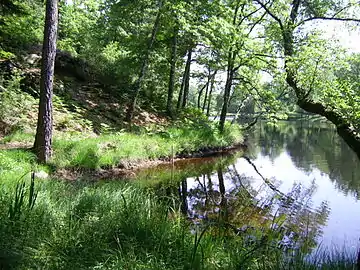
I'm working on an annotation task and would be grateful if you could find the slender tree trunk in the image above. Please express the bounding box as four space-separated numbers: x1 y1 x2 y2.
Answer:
126 0 163 123
206 70 217 117
198 67 211 110
197 83 208 109
219 52 235 132
202 69 215 112
181 47 193 108
166 25 178 117
219 3 240 132
176 66 185 110
176 75 186 111
33 0 58 163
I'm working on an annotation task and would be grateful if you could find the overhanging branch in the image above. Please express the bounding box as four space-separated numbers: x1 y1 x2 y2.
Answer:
298 16 360 27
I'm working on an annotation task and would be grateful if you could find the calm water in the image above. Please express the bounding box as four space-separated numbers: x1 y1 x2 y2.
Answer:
137 121 360 253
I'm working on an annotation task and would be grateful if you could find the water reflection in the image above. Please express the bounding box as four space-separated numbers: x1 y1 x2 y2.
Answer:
137 120 360 253
250 121 360 198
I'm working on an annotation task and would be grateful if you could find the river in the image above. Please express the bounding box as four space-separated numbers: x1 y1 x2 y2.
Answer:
136 121 360 255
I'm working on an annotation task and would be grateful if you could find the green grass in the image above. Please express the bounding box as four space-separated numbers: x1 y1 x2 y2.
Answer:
0 121 242 170
0 150 358 269
50 122 242 170
0 173 357 270
0 120 357 269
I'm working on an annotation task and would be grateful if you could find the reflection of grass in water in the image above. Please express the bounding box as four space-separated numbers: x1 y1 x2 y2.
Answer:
135 152 242 186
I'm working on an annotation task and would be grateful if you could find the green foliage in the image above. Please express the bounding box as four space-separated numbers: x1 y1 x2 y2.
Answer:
0 74 37 135
0 49 15 59
0 0 43 51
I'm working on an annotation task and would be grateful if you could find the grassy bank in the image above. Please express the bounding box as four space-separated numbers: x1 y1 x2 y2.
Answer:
0 171 357 270
1 118 243 172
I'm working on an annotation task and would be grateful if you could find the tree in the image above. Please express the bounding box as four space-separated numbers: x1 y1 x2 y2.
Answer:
33 0 58 163
166 25 178 117
214 0 266 132
255 0 360 158
125 0 164 123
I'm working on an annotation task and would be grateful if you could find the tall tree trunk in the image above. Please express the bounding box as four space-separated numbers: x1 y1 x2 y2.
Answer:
197 67 211 110
206 70 217 117
166 25 178 117
218 3 240 132
33 0 58 163
219 51 235 132
126 0 163 123
181 47 193 108
176 66 185 110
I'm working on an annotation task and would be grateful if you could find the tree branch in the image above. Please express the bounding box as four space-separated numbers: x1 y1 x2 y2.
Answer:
246 11 267 36
298 16 360 26
290 0 301 24
253 0 284 30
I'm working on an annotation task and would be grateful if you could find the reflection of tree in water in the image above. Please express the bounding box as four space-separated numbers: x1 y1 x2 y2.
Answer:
178 166 329 255
249 121 360 198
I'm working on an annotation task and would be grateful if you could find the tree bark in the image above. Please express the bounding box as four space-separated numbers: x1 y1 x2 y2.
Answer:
203 70 216 112
218 3 240 132
166 25 178 117
197 83 208 109
219 50 235 132
198 67 211 110
206 70 217 117
181 47 193 108
126 0 163 123
33 0 58 163
176 65 185 111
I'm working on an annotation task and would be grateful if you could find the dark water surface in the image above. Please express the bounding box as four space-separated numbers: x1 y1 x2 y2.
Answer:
136 121 360 253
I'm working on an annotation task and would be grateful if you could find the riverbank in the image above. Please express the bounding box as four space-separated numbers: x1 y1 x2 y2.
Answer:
1 120 359 270
0 120 244 180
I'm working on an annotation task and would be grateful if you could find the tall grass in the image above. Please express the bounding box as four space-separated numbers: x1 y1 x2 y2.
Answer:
0 169 358 269
0 175 212 269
